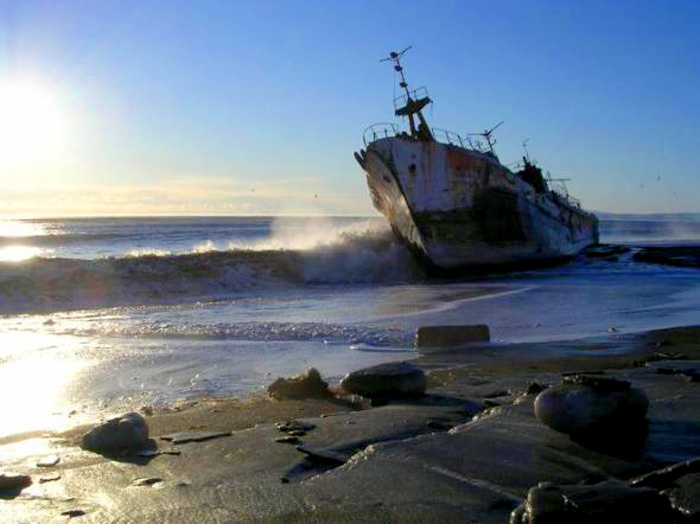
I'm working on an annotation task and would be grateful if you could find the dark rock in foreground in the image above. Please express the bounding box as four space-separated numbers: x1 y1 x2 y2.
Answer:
267 368 330 400
510 479 676 523
534 374 648 435
634 246 700 268
415 324 490 348
340 361 426 398
0 473 31 494
81 412 149 453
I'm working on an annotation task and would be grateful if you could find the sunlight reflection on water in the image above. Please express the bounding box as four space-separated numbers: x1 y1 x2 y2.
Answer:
0 220 46 238
0 245 45 261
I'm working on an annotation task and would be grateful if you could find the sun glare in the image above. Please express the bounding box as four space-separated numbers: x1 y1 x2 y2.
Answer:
0 78 68 165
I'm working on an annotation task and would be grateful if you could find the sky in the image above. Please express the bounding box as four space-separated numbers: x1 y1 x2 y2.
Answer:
0 0 698 216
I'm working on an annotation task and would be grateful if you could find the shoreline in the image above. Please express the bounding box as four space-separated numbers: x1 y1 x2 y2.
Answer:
2 324 699 522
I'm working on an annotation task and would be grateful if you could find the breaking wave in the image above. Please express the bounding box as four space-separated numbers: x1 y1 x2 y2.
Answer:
0 221 421 315
49 319 414 348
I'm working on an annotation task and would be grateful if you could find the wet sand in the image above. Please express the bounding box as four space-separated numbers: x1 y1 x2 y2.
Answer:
2 326 699 523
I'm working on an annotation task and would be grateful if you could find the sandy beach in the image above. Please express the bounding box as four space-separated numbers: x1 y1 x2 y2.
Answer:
1 325 699 523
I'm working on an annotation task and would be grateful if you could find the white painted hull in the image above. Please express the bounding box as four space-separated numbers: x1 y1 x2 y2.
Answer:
356 137 599 269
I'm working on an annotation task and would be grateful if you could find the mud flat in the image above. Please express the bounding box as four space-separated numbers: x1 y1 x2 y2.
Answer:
1 326 700 523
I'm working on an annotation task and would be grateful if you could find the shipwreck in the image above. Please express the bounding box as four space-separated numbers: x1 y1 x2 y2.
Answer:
354 48 599 269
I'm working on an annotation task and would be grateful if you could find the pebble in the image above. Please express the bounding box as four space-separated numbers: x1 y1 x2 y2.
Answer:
131 477 163 487
36 455 60 467
39 473 62 483
275 420 315 433
159 431 231 444
275 436 301 445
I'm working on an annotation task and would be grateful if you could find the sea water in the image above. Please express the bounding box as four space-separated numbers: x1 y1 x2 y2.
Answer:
0 214 699 436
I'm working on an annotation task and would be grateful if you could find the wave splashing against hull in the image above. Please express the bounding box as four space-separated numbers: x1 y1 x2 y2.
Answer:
0 219 420 314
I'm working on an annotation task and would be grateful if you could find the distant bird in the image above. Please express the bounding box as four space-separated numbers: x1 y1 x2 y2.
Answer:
314 194 318 199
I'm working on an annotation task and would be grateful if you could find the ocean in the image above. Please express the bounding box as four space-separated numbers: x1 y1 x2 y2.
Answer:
1 214 699 437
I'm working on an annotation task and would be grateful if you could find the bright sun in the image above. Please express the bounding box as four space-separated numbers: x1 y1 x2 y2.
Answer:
0 78 67 165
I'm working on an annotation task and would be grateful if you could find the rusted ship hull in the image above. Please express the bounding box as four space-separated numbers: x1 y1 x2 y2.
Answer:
355 137 599 269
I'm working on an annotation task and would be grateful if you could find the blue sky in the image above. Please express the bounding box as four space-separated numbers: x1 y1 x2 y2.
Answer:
1 0 698 215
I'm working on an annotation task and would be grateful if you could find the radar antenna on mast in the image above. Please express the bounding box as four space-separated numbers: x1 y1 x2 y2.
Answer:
381 47 433 141
468 121 504 155
522 138 531 162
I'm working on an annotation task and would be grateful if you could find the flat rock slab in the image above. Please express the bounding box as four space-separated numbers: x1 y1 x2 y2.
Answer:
647 360 700 375
160 430 231 444
296 445 348 465
36 455 60 467
415 324 490 348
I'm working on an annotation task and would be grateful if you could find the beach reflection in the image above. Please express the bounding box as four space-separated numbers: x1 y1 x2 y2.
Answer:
0 332 88 437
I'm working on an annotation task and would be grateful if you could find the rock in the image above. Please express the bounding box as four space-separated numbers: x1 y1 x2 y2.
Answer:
582 244 630 258
0 473 31 493
266 367 330 400
646 360 700 380
415 324 490 348
36 455 60 467
275 420 315 433
131 477 163 487
38 473 61 483
340 362 426 398
631 457 700 489
633 246 700 268
534 374 648 435
296 445 348 465
526 382 547 395
511 479 676 523
159 430 231 444
81 412 149 453
275 436 301 445
662 472 700 520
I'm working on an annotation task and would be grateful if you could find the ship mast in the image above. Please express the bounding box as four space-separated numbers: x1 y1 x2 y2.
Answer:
381 47 433 141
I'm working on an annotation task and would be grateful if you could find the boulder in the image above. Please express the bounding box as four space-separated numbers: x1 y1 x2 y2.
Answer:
266 368 330 400
81 412 149 453
415 324 490 348
340 362 426 398
510 479 676 523
534 374 648 435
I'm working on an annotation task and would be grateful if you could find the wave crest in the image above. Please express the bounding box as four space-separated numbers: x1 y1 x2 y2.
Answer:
0 219 420 314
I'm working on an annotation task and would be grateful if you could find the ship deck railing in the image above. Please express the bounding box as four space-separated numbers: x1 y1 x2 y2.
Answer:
430 128 489 152
363 123 401 146
363 123 492 154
